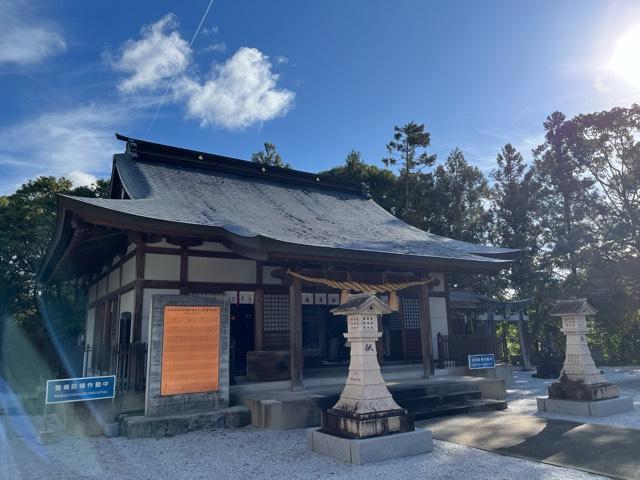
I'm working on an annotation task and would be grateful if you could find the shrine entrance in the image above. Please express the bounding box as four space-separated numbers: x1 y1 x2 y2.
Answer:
230 304 255 375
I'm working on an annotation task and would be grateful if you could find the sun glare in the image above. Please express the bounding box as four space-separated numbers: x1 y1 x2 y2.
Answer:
611 25 640 88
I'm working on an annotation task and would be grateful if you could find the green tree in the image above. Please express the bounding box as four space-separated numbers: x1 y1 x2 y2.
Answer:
382 122 437 223
490 143 540 293
321 150 397 213
251 142 290 168
428 148 490 242
533 111 595 280
0 177 109 374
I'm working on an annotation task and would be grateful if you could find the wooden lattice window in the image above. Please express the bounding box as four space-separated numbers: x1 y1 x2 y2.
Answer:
402 298 421 329
264 294 290 332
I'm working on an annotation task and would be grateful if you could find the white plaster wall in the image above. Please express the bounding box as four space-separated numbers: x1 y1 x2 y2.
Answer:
126 243 136 255
430 297 448 359
98 277 108 299
142 288 180 344
144 253 180 281
108 268 120 293
121 257 136 285
88 284 97 302
189 241 232 252
187 257 256 283
262 265 283 285
85 308 95 372
431 273 445 292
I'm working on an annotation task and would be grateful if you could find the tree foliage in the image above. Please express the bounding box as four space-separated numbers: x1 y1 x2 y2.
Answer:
0 177 109 373
251 142 290 168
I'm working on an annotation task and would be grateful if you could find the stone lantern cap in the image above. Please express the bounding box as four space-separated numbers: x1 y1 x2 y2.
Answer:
550 298 597 316
331 292 392 316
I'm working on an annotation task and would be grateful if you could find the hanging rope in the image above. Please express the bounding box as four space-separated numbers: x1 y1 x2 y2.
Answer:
286 270 435 294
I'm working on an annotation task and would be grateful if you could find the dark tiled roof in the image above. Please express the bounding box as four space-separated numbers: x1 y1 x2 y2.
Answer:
550 298 597 316
330 293 392 315
59 136 519 268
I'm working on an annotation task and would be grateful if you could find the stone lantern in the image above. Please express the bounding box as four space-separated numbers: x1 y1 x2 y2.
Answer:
537 298 633 417
307 293 432 464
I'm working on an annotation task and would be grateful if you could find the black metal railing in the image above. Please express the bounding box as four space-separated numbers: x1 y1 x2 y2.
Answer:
113 342 147 393
437 333 493 368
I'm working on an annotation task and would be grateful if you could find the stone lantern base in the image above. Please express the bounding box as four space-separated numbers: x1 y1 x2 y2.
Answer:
537 396 634 417
321 407 414 439
307 427 433 465
548 378 620 402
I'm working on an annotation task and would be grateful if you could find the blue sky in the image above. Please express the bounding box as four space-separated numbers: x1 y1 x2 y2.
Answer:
1 0 640 194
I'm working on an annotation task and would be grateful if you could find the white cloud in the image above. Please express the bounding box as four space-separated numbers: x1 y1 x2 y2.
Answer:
178 48 295 129
67 170 98 187
201 42 227 54
110 13 191 93
111 15 294 130
0 0 66 66
0 104 126 194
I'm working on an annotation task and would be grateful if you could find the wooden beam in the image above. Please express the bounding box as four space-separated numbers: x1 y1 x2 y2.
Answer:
289 275 304 390
418 281 434 378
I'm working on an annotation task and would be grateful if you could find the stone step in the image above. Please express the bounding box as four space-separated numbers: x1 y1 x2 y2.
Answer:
411 398 507 420
396 395 442 411
120 405 251 438
395 390 482 409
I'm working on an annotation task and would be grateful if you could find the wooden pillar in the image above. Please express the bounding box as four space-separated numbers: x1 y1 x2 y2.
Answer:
289 276 304 390
419 282 434 378
517 310 532 371
254 288 264 351
179 245 188 294
132 238 145 342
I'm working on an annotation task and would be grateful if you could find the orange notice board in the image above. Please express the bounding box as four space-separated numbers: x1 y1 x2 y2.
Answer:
161 305 220 396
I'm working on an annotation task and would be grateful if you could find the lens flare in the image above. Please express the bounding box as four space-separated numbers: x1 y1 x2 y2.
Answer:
611 25 640 89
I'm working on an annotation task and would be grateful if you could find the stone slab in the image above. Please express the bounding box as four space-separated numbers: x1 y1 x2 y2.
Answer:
537 396 634 417
121 404 250 438
306 428 433 465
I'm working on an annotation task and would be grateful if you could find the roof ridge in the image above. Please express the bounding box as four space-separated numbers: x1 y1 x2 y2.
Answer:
115 133 367 196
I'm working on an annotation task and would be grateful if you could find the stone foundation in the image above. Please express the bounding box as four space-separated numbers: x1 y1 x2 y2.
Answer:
537 396 634 417
321 408 414 439
548 378 619 402
307 427 433 465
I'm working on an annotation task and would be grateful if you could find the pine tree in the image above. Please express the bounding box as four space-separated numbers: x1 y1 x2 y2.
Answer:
251 143 290 168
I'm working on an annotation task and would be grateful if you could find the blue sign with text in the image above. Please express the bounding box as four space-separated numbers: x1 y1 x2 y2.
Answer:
46 375 116 404
468 354 496 370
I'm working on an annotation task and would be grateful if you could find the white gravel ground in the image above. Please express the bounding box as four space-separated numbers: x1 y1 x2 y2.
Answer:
0 420 604 480
4 366 639 479
508 365 640 429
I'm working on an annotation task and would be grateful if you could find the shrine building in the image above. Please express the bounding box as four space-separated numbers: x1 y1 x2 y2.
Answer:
39 134 518 402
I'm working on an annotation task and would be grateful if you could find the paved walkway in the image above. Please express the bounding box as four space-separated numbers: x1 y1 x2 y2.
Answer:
420 411 640 479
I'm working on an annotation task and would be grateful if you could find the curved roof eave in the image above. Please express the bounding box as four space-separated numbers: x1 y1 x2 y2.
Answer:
39 196 513 281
